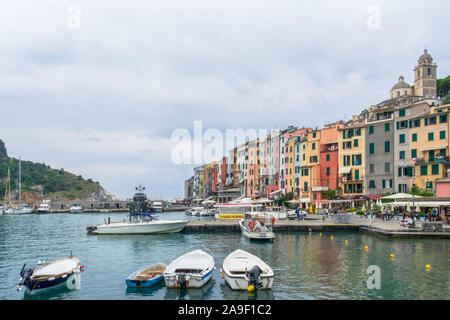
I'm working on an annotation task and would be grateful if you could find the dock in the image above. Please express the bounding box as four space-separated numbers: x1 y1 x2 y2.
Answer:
183 216 450 238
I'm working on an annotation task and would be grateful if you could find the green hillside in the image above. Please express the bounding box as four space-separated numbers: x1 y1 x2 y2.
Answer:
0 139 102 200
438 76 450 103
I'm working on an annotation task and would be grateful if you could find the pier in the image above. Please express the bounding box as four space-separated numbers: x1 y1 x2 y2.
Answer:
183 216 450 238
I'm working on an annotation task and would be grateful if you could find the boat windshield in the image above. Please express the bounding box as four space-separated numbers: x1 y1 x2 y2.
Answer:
129 212 159 222
174 268 203 274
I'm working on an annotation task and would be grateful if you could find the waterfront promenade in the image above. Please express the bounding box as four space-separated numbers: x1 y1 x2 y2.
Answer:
185 214 450 238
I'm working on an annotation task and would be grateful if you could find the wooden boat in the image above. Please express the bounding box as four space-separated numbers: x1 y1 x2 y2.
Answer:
126 263 166 288
239 219 275 241
164 249 214 289
18 256 81 294
222 249 274 290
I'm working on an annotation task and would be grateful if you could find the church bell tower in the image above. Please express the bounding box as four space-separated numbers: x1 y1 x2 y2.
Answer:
413 49 437 98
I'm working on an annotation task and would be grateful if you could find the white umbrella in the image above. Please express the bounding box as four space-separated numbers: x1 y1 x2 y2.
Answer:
361 203 366 212
382 193 422 199
406 203 411 213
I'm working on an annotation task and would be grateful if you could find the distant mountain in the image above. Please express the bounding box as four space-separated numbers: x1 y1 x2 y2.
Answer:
0 139 118 202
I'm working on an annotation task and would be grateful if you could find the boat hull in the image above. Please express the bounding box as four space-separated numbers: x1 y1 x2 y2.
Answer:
96 220 187 234
126 274 164 288
164 269 213 289
224 273 273 290
25 272 77 294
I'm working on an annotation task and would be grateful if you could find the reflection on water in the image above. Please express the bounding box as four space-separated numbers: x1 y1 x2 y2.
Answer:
0 212 449 300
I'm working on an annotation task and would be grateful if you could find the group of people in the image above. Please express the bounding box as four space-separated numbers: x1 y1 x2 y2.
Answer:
295 207 305 221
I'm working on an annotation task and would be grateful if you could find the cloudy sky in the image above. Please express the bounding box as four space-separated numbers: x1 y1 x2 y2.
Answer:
0 0 449 199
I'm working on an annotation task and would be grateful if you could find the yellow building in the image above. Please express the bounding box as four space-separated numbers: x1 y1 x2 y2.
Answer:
299 130 321 201
338 119 366 196
286 136 296 194
409 104 450 191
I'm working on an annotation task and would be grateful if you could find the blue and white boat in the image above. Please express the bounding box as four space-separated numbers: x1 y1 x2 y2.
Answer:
164 249 214 289
18 255 82 294
126 263 166 288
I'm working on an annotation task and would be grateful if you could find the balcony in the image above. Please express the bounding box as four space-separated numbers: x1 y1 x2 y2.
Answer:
414 156 449 165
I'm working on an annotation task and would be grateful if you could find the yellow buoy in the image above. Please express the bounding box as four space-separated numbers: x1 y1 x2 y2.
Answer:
426 264 431 270
247 285 255 292
345 240 348 245
330 236 334 240
319 233 322 236
390 254 395 259
364 246 368 251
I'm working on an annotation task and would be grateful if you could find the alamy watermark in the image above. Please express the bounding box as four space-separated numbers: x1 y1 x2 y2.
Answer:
67 5 81 30
366 5 381 30
367 265 381 289
171 121 274 165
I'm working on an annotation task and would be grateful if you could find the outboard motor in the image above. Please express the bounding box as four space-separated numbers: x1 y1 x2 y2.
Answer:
246 265 263 290
177 274 187 289
18 264 34 290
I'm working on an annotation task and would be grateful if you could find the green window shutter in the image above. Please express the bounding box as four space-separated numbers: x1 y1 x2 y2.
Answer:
411 149 417 158
369 143 374 154
399 134 405 144
440 115 448 123
399 151 405 159
428 132 434 141
440 131 446 139
420 165 427 176
354 139 358 147
369 126 374 134
326 167 330 175
425 118 428 126
432 164 439 175
399 109 406 117
398 167 402 177
326 154 330 161
382 180 386 188
354 169 359 181
385 141 390 153
412 133 417 142
385 123 390 131
429 150 435 162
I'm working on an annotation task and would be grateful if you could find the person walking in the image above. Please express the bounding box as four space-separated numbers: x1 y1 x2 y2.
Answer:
296 207 300 221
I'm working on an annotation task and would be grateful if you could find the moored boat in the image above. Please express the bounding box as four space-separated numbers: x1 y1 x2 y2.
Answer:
37 200 51 214
126 263 166 288
222 249 274 290
164 249 214 289
239 219 275 241
18 255 82 294
69 204 83 213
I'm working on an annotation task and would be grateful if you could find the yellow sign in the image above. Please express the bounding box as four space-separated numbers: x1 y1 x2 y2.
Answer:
219 214 244 220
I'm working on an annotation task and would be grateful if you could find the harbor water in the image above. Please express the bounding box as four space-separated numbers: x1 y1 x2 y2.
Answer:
0 211 449 300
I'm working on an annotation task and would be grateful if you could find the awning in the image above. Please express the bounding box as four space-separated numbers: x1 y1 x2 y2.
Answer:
420 145 447 151
299 198 311 203
338 167 351 175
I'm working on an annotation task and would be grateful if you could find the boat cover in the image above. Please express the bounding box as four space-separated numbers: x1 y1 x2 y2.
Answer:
165 250 214 273
33 258 78 276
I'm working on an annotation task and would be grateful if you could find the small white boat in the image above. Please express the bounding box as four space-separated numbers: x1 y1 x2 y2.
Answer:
69 204 83 213
199 208 215 217
239 219 275 241
164 249 214 289
186 206 204 216
6 206 33 214
222 249 274 290
37 200 51 214
87 213 187 234
18 255 82 294
150 201 164 212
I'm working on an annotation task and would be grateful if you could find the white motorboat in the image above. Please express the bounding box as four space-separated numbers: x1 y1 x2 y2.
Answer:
239 219 275 241
199 208 215 217
37 200 51 214
69 204 83 213
187 206 204 216
6 205 33 214
164 249 214 289
222 249 274 290
150 201 164 212
88 214 187 234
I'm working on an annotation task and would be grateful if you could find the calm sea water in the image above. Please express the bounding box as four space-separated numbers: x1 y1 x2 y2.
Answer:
0 211 448 300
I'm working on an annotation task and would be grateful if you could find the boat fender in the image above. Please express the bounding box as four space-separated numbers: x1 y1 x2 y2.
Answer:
80 265 84 271
248 221 255 231
271 216 275 225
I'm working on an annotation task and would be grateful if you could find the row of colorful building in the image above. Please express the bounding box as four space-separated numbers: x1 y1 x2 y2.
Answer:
185 50 450 207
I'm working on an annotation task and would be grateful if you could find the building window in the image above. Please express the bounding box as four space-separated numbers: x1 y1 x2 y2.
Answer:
312 132 316 138
412 133 417 142
399 134 405 144
370 164 374 174
354 169 360 181
411 149 417 159
385 123 390 131
369 143 375 154
369 180 375 189
369 126 374 134
426 181 433 189
420 165 427 176
399 151 405 160
440 131 446 139
385 162 390 173
428 132 434 141
312 143 316 150
399 109 406 117
439 115 448 123
432 164 439 175
326 154 330 161
385 141 390 153
326 167 330 176
354 139 358 147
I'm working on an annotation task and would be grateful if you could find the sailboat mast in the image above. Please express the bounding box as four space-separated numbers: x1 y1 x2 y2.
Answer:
18 157 21 205
8 166 11 205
